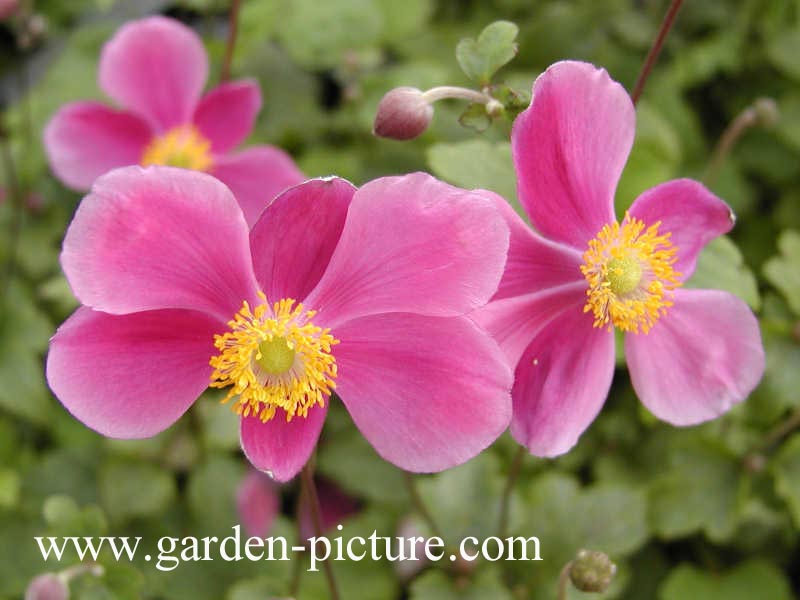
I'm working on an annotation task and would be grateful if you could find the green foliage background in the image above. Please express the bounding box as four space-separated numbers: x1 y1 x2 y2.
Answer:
1 0 800 598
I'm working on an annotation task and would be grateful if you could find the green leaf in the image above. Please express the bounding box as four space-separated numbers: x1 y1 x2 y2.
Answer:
427 140 519 206
616 102 681 213
659 560 792 600
648 437 745 542
687 236 761 310
0 467 20 509
99 460 176 523
275 0 383 69
458 102 492 132
418 451 505 542
186 454 245 537
196 391 242 452
410 567 514 600
766 29 800 81
763 230 800 316
43 494 107 538
0 282 56 425
316 421 406 505
456 21 519 85
506 472 646 594
770 433 800 528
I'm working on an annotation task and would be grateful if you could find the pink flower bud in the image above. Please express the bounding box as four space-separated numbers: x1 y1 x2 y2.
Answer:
25 573 68 600
373 87 433 141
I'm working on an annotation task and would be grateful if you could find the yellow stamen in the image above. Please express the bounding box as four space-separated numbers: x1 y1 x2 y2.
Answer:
140 125 213 171
209 294 339 422
580 214 681 334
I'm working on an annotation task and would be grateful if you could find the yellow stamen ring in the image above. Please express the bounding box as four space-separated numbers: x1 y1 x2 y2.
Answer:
209 294 339 422
580 214 681 334
141 125 213 171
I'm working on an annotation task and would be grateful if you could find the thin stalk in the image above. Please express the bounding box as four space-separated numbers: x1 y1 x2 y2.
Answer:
497 446 526 539
219 0 241 82
702 106 759 186
301 463 340 600
557 561 574 600
289 484 305 598
759 408 800 451
402 471 443 539
421 86 493 105
630 0 685 105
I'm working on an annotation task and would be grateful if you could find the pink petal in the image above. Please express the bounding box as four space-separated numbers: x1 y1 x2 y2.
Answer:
628 179 736 280
61 166 260 322
250 177 355 303
237 470 280 538
43 101 152 190
626 288 764 425
46 307 220 438
483 191 585 300
211 147 306 228
193 80 261 154
510 306 615 456
333 313 512 472
99 16 208 130
240 404 328 482
471 281 587 367
305 173 509 327
512 60 634 249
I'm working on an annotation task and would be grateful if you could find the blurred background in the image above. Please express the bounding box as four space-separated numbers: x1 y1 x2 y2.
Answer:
1 0 799 598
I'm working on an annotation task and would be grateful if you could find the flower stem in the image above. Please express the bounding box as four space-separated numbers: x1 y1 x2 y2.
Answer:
300 462 340 600
288 485 305 598
219 0 241 82
402 471 443 539
557 560 574 600
759 407 800 451
630 0 684 106
497 446 526 539
421 86 493 105
702 104 761 186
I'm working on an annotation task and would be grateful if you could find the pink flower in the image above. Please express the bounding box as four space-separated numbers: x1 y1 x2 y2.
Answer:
237 469 359 540
46 166 512 481
473 61 765 456
43 16 304 227
237 470 281 538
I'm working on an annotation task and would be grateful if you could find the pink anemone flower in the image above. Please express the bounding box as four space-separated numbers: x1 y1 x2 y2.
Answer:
46 166 513 481
473 61 765 457
44 16 304 227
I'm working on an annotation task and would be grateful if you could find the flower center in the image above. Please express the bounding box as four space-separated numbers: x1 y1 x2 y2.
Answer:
140 125 213 171
209 294 339 422
580 215 681 334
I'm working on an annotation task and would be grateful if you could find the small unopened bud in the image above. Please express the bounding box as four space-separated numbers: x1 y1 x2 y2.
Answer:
373 87 433 141
25 573 68 600
569 549 616 593
753 97 779 127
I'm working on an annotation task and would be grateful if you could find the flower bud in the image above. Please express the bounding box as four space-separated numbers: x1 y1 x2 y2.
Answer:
753 97 779 127
373 87 433 141
25 573 68 600
568 549 616 593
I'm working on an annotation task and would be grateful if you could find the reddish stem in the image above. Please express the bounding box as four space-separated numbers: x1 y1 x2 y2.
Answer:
220 0 241 82
630 0 685 105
